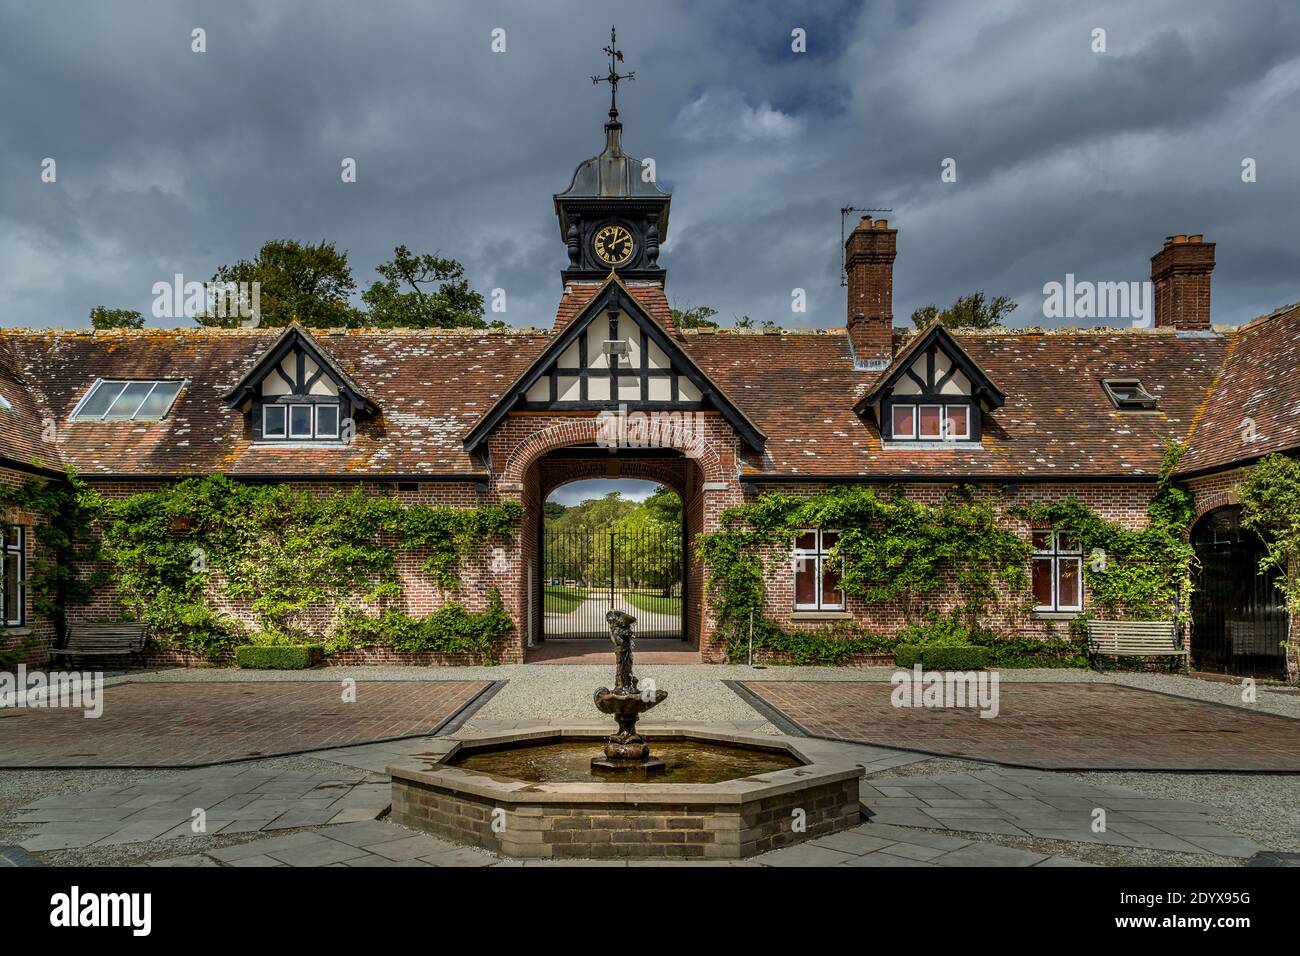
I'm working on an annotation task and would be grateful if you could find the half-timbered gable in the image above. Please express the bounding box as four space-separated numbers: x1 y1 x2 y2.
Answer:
856 322 1005 443
223 325 377 443
463 274 764 453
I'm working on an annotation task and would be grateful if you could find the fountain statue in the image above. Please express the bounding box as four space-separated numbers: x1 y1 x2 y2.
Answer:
592 609 668 773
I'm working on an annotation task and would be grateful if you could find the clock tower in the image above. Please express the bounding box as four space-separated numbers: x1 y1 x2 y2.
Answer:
554 28 671 285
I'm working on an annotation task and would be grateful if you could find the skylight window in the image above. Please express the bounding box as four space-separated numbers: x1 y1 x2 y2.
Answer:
0 393 11 412
1101 378 1157 411
70 380 184 421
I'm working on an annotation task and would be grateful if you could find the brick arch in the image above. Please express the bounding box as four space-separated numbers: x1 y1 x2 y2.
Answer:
1193 490 1241 523
498 417 726 488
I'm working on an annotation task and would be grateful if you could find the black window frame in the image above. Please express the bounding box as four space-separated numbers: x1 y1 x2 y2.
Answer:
1100 378 1158 411
884 397 977 441
254 397 344 443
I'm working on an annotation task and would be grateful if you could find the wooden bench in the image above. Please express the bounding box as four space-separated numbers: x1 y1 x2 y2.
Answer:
49 624 148 666
1085 620 1187 672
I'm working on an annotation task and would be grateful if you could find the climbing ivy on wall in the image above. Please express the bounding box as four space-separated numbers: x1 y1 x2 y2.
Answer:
1238 452 1300 617
697 484 1032 662
84 476 522 659
1009 443 1196 624
697 444 1195 663
0 469 103 662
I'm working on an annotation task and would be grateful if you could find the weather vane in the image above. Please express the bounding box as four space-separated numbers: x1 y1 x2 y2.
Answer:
592 25 634 122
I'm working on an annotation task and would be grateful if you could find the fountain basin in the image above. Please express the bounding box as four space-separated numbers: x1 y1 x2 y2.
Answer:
388 726 864 860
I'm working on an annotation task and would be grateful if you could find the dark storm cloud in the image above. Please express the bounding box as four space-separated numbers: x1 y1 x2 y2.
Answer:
1 0 1297 331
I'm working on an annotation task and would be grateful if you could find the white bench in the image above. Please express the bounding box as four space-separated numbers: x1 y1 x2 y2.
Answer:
1085 620 1187 672
49 624 147 665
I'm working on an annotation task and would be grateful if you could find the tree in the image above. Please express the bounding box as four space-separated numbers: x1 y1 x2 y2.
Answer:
90 307 144 330
911 291 1017 330
361 245 487 328
197 239 359 328
670 303 720 330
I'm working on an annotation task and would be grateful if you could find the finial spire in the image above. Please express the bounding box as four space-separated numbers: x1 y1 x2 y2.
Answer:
591 25 634 124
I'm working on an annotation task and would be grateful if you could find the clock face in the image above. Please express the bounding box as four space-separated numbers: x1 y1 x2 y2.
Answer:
593 224 635 266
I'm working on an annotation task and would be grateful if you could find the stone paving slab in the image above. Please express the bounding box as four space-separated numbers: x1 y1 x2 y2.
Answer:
742 680 1300 771
17 767 391 851
853 767 1264 858
0 680 493 767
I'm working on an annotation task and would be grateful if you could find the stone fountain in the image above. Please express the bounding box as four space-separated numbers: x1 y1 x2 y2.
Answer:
591 609 668 773
386 608 866 860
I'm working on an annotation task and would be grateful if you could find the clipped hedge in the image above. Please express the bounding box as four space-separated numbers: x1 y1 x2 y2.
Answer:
235 644 324 670
894 644 990 670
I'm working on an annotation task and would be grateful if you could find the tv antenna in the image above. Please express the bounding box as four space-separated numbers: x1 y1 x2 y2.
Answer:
840 205 892 286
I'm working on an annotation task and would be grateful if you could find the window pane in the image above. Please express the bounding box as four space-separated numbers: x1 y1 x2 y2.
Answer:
1058 558 1081 608
819 530 838 552
315 404 339 438
821 561 843 608
1032 558 1054 607
891 405 915 438
263 405 286 437
944 405 969 439
918 405 942 438
3 552 18 623
75 381 127 419
1057 533 1080 553
104 381 155 419
794 556 817 606
794 531 817 551
289 405 313 438
1031 530 1052 552
135 382 182 419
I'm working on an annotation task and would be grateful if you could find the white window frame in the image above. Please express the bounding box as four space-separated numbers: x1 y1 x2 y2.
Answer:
1032 531 1083 612
288 404 315 439
2 525 25 627
262 404 287 438
891 404 917 439
314 404 339 438
943 404 970 440
259 401 342 442
792 529 845 611
891 402 972 441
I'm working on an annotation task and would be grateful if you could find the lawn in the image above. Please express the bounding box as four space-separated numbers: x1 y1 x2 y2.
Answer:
624 591 682 616
544 585 586 613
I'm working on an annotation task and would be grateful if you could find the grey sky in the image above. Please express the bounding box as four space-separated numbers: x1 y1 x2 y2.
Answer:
2 0 1297 331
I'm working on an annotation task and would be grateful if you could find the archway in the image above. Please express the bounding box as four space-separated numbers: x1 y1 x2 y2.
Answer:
1190 506 1288 678
517 444 705 661
541 477 684 641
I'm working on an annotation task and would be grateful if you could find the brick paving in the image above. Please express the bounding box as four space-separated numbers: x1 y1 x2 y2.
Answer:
742 681 1300 771
0 680 491 767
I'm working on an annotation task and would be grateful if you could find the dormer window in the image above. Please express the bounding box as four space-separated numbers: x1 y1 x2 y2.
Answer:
223 326 376 446
1101 378 1157 411
859 324 1004 445
70 379 184 421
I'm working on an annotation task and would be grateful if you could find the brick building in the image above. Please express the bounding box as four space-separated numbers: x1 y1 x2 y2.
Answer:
2 108 1297 679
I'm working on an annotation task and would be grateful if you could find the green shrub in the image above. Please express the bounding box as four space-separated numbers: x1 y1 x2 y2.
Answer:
894 644 990 670
332 588 512 663
235 644 324 669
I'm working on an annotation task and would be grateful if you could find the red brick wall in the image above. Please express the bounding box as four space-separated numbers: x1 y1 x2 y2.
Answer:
0 466 57 668
703 480 1160 663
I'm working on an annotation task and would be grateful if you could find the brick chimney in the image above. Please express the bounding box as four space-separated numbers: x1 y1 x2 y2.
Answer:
1151 233 1215 331
845 216 897 366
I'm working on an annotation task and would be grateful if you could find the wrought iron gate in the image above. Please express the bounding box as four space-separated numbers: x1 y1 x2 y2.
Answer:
542 527 683 640
1191 507 1288 679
